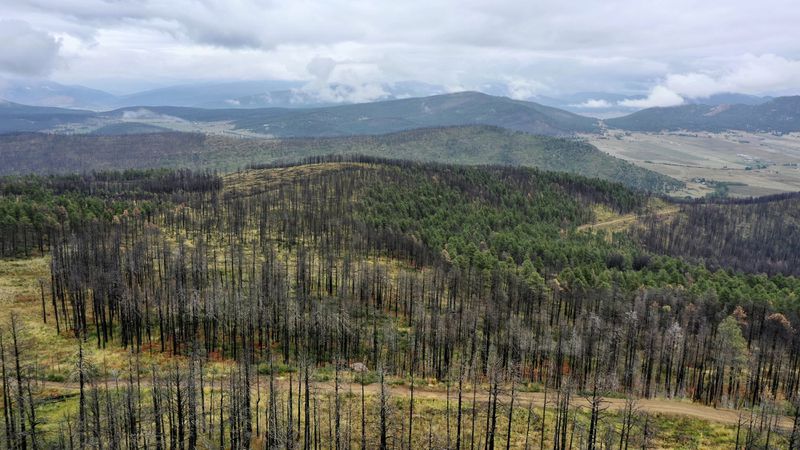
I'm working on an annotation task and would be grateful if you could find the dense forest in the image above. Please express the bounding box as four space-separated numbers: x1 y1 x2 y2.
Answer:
0 127 682 192
0 157 798 448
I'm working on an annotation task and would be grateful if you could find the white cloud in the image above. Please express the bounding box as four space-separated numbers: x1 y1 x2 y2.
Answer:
663 54 800 99
295 57 391 103
504 77 547 100
618 86 685 108
0 1 798 98
664 73 720 99
0 20 61 76
571 99 612 108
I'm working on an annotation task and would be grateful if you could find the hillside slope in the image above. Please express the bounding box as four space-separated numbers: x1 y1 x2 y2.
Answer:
607 96 800 133
633 193 800 275
0 126 681 191
0 100 94 133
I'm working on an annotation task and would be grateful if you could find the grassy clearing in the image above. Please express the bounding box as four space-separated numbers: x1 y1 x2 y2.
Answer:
580 197 680 234
224 162 375 193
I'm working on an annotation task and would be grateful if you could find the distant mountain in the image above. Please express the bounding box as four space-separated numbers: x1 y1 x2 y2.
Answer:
5 92 795 137
225 91 600 136
606 96 800 133
532 92 637 119
684 93 771 106
0 79 116 109
0 92 601 136
0 126 680 192
0 101 94 133
0 79 450 109
224 81 447 108
536 92 632 108
114 80 304 108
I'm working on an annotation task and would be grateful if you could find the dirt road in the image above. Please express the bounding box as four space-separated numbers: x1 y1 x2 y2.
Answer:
41 375 791 429
578 206 680 232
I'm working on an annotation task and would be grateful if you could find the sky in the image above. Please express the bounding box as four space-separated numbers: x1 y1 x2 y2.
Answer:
1 0 799 107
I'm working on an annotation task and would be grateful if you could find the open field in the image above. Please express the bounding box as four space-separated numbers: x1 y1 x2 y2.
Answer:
585 130 800 197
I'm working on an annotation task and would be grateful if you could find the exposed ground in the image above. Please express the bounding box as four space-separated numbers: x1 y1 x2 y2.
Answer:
585 130 800 197
579 199 679 233
37 375 786 432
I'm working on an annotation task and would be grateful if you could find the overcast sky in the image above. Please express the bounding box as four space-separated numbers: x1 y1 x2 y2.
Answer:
1 0 799 106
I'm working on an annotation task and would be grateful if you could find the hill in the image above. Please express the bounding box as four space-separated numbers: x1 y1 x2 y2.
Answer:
0 126 681 191
633 193 800 275
0 100 94 133
220 91 600 136
607 96 800 133
0 92 600 136
0 79 117 109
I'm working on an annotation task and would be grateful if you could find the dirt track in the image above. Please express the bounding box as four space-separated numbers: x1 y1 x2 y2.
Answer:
578 206 680 232
41 376 791 429
361 383 790 429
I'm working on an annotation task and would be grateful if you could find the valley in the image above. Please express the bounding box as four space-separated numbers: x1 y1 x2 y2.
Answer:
586 130 800 197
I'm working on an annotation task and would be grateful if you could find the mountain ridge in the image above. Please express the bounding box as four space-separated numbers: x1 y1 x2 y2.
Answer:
2 91 799 136
0 91 601 136
606 96 800 133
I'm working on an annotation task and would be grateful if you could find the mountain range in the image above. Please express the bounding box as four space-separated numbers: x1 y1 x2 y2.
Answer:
0 92 600 136
0 79 445 109
2 90 799 138
0 79 774 114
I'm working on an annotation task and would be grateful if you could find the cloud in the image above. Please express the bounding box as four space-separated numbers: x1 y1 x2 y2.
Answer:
613 54 800 108
0 20 61 76
659 55 800 100
504 77 548 100
1 1 799 98
571 99 613 108
663 54 800 99
663 73 722 99
306 57 337 85
297 56 390 103
618 86 685 108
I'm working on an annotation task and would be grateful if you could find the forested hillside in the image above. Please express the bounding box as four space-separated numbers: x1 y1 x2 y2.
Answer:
0 158 798 448
633 193 800 276
607 96 800 133
0 101 94 133
0 126 682 192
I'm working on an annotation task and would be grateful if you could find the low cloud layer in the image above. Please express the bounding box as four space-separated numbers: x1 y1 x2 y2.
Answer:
571 99 613 109
0 1 798 103
664 54 800 99
619 86 686 108
0 20 60 76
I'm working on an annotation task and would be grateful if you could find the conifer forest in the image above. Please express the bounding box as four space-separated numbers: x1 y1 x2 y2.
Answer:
1 157 800 449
